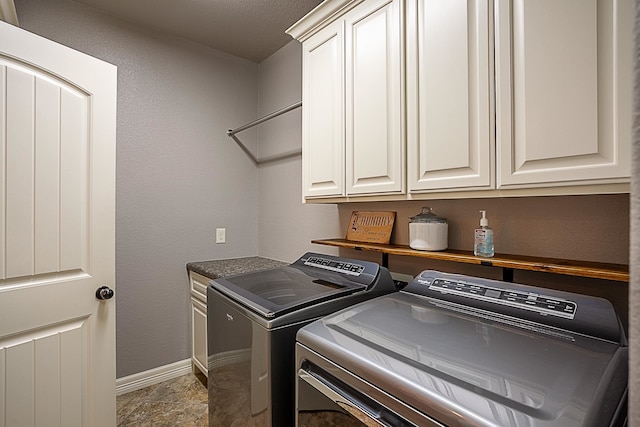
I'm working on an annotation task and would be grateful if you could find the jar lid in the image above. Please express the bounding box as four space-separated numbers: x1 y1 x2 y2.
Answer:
410 207 447 223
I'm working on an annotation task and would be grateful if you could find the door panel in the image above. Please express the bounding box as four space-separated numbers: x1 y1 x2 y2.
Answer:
345 0 404 195
34 77 62 274
407 0 493 192
0 20 116 427
2 317 87 427
495 0 632 187
302 20 345 198
2 61 88 279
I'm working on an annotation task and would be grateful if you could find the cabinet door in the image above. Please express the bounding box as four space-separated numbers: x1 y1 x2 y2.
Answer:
191 297 208 377
302 20 345 198
345 0 405 195
495 0 632 188
407 0 493 192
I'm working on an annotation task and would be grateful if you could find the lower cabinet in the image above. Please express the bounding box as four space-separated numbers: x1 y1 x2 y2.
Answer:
189 272 209 377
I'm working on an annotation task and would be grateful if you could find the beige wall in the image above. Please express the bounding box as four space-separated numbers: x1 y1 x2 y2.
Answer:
338 195 628 264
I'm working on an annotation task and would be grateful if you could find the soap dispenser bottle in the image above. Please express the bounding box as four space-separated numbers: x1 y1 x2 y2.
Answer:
474 210 494 257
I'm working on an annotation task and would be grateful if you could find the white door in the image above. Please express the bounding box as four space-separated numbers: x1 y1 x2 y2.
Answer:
407 0 493 192
495 0 632 188
345 0 404 196
0 21 117 427
302 19 345 198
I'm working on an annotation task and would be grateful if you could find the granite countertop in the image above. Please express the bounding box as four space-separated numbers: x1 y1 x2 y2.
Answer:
186 256 288 280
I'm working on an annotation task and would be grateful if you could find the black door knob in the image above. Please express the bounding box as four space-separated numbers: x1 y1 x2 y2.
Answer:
96 286 114 300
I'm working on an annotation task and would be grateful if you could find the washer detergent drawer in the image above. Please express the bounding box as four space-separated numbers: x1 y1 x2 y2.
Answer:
296 344 443 427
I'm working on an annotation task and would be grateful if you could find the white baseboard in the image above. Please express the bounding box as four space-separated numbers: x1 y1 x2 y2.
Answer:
116 359 193 396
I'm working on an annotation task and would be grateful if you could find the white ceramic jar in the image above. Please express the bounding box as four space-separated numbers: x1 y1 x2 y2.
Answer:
409 207 448 251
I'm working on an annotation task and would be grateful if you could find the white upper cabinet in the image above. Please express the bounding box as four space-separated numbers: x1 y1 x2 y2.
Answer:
345 0 405 195
289 0 632 202
290 0 405 199
407 0 493 193
495 0 632 188
302 20 345 198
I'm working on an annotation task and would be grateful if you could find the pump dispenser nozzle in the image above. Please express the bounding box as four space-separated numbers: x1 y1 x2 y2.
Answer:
479 210 488 227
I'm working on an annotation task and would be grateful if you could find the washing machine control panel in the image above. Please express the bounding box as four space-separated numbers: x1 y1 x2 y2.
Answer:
425 278 577 320
407 270 625 343
304 256 365 276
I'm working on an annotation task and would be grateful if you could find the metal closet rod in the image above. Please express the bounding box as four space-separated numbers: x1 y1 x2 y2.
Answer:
226 101 302 165
227 101 302 136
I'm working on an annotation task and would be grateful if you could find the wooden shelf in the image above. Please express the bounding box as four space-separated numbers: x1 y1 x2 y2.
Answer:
311 239 629 283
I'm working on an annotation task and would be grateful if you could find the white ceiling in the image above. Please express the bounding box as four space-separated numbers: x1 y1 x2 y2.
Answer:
71 0 324 63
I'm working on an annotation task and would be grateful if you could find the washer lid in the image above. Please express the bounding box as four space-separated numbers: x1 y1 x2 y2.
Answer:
298 292 628 427
209 252 392 319
211 265 365 318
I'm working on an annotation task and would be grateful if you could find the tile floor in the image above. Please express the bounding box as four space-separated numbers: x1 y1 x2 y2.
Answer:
116 371 354 426
116 372 208 427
